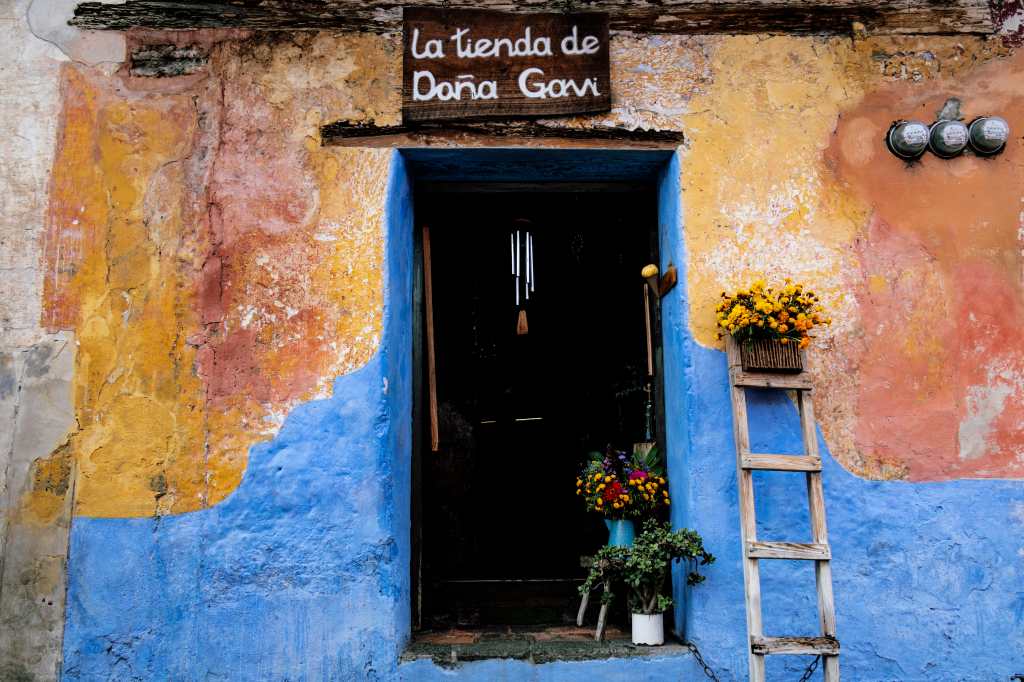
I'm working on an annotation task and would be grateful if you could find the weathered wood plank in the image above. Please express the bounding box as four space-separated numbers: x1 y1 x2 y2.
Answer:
725 336 766 681
800 389 839 659
130 44 208 77
742 453 822 472
422 225 439 453
727 335 839 676
320 120 686 148
402 9 610 123
71 0 994 35
751 635 840 656
731 367 813 390
747 541 831 560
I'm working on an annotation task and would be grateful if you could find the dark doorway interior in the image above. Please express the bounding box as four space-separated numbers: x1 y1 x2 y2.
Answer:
417 189 659 628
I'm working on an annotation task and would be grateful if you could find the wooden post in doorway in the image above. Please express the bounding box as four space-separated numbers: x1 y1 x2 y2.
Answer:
422 225 440 452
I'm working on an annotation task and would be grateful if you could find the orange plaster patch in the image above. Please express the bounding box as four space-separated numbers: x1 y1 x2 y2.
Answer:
41 68 107 331
42 51 390 517
829 51 1024 480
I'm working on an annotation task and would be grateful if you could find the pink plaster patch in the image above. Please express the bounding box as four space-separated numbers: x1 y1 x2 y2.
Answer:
850 217 1024 481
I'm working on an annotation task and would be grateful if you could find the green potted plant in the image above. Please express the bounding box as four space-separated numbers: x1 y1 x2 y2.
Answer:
579 520 714 645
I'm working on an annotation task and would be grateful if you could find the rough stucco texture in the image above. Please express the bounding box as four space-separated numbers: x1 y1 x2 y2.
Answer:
13 20 1023 682
38 34 1024 525
678 35 1024 481
0 2 81 679
42 46 392 517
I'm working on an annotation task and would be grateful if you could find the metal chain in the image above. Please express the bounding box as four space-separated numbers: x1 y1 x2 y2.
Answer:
685 641 721 682
686 641 823 682
797 655 821 681
688 638 823 679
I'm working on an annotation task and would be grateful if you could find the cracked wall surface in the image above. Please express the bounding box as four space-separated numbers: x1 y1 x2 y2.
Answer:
40 40 392 518
0 1 78 679
2 4 1023 680
34 31 1024 524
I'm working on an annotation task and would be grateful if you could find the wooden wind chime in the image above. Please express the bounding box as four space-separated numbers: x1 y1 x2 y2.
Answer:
511 222 535 335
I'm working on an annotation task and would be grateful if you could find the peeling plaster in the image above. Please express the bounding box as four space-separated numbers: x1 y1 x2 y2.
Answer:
5 19 1023 680
959 358 1023 461
26 0 125 67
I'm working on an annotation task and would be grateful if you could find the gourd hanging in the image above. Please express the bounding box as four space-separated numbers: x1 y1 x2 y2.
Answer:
511 224 535 335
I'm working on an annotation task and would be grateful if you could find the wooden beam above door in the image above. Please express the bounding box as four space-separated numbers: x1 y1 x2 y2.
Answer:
72 0 994 35
320 120 685 150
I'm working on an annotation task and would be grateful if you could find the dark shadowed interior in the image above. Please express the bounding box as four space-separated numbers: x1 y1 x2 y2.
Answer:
416 189 659 628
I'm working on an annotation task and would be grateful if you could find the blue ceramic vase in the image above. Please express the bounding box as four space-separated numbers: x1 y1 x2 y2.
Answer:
605 519 635 548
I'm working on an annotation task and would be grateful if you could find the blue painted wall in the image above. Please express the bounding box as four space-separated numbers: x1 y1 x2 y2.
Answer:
63 151 415 680
62 149 1024 681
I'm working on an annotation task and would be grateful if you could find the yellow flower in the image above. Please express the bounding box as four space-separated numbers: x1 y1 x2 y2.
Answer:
576 489 581 496
604 475 612 483
780 337 790 345
597 484 606 491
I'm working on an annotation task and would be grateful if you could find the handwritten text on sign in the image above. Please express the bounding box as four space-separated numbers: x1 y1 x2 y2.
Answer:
402 9 610 122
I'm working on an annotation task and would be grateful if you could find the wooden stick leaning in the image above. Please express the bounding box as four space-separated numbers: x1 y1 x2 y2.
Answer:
423 225 439 452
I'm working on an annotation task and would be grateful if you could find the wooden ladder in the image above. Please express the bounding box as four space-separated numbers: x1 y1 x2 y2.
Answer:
725 337 840 681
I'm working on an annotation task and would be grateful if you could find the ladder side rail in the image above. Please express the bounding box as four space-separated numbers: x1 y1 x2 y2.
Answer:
799 390 840 682
727 338 766 682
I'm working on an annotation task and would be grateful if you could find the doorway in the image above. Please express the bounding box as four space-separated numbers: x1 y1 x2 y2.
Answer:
416 188 661 628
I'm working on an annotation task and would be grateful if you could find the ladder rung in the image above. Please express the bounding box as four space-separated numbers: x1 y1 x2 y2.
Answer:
742 453 821 472
731 368 813 390
747 541 830 560
751 636 840 656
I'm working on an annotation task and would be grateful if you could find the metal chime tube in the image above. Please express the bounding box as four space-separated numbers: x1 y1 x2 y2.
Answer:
511 226 536 336
514 230 520 306
525 231 531 300
529 233 535 293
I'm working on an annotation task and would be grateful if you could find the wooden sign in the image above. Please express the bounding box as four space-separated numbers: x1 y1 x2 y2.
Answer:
402 8 610 123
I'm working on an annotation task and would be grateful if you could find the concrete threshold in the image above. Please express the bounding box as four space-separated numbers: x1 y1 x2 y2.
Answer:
401 626 690 667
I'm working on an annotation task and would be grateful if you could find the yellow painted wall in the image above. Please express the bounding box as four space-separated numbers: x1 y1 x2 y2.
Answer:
39 30 1024 519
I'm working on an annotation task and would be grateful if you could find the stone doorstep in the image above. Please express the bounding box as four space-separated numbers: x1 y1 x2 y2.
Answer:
402 626 689 666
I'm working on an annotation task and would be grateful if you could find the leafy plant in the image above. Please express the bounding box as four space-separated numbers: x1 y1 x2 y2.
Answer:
579 520 714 615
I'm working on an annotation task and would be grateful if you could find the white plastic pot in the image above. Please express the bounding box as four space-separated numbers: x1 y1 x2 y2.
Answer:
631 612 664 646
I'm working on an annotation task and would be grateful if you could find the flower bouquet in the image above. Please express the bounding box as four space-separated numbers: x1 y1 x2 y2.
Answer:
577 445 670 547
715 278 831 371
